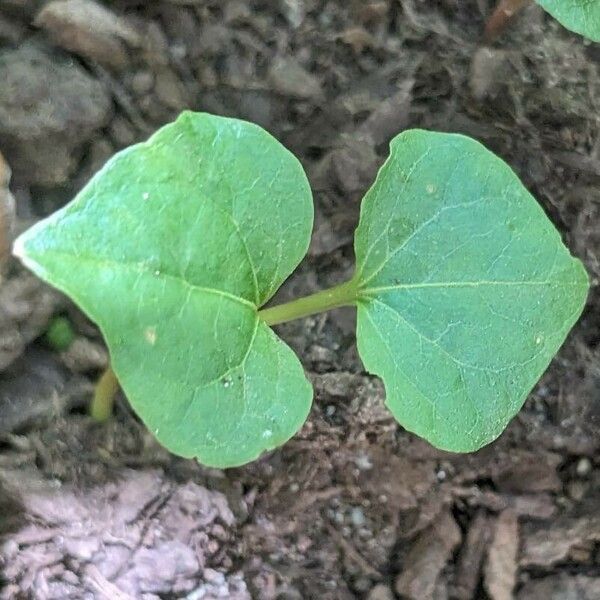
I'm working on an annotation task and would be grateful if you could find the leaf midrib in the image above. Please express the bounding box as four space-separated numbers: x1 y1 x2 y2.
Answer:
28 247 263 400
25 248 258 311
359 278 585 296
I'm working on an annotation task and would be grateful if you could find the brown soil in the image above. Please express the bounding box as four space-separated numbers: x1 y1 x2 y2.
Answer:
0 1 599 599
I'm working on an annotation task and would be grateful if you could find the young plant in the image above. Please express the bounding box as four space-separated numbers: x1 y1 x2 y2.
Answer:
486 0 600 42
14 112 589 468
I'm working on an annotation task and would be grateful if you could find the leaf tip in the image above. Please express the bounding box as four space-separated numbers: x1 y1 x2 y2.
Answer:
12 229 26 261
12 228 40 275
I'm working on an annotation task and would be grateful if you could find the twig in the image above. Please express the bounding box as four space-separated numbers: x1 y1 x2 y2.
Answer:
484 0 531 42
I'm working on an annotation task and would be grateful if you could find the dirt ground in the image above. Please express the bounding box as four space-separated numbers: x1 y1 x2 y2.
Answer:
0 1 599 598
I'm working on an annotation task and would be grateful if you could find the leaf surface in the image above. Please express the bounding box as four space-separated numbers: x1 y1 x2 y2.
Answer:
15 112 314 467
536 0 600 41
353 130 588 452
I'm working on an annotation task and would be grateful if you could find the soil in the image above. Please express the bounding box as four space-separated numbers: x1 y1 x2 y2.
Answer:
0 1 599 599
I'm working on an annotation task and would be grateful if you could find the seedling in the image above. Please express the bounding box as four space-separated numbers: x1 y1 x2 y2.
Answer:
14 112 589 468
486 0 600 42
44 315 75 351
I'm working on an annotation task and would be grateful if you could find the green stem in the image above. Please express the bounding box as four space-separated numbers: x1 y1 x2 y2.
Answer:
258 279 359 326
91 366 120 421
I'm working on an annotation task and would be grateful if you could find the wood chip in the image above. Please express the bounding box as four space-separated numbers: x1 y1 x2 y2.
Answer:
484 510 518 600
491 450 562 493
35 0 141 70
453 511 493 600
517 574 600 600
521 516 600 568
268 56 323 100
395 510 461 600
339 28 375 54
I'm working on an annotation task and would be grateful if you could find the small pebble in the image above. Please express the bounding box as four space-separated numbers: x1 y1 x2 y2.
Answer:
566 480 587 501
131 70 154 95
1 540 18 559
354 577 372 593
576 457 592 477
354 452 373 470
367 584 395 600
350 507 365 527
109 117 136 147
279 0 305 28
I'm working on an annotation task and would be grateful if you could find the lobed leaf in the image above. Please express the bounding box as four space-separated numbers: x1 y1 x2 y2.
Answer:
536 0 600 41
15 112 314 468
353 130 589 452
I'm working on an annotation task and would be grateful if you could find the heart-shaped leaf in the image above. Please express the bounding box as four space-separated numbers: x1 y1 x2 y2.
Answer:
15 112 314 467
536 0 600 41
353 130 588 452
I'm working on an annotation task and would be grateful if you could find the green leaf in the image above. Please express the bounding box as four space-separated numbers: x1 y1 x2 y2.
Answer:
15 111 314 468
353 130 589 452
536 0 600 41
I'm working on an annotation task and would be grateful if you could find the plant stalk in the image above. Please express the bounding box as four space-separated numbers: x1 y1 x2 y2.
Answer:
91 366 120 421
258 279 359 326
